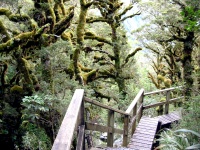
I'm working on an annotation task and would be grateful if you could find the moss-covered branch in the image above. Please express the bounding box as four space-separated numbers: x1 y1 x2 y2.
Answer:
80 69 98 84
120 11 141 22
53 9 74 35
148 72 159 89
84 47 115 60
0 21 11 42
0 8 12 17
94 89 111 101
78 63 92 72
84 31 112 45
122 47 142 67
86 17 109 23
0 24 50 53
9 14 30 22
118 5 133 19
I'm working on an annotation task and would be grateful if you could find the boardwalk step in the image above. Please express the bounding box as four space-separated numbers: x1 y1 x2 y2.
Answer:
154 111 181 128
127 117 160 150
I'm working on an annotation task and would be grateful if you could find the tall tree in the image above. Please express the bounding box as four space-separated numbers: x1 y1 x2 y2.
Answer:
137 0 200 98
0 0 74 148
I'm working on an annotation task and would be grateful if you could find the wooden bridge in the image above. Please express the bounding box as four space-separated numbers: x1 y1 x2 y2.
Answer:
51 87 183 150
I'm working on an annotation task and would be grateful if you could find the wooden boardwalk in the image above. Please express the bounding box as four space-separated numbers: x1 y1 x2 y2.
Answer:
127 111 181 150
51 87 184 150
127 117 160 150
154 111 181 128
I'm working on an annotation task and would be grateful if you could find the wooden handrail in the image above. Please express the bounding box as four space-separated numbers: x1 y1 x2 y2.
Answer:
144 86 182 96
143 96 184 109
52 86 183 150
51 89 84 150
126 89 144 114
84 97 129 115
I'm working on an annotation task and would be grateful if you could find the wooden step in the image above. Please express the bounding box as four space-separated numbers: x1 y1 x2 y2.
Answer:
127 117 160 150
154 111 181 128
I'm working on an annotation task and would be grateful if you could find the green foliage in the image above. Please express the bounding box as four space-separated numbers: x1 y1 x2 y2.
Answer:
157 128 200 150
181 6 200 31
21 94 59 122
156 89 200 149
22 123 51 150
175 94 200 133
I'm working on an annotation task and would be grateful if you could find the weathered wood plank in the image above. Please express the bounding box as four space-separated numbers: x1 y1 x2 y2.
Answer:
76 125 85 150
84 97 129 115
107 110 114 147
155 111 181 127
122 115 129 147
85 122 123 134
126 89 144 114
52 89 84 150
165 91 170 114
143 96 183 109
144 86 182 96
128 117 159 150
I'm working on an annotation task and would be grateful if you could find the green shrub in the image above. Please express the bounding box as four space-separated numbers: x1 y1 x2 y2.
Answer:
22 123 51 150
156 128 200 150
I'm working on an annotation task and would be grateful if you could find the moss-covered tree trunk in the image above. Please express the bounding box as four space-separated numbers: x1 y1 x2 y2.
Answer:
73 0 89 82
182 32 194 98
111 24 126 99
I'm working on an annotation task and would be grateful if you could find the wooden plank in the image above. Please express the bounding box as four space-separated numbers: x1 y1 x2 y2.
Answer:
85 122 123 134
129 142 152 149
137 104 143 122
126 89 144 114
165 91 170 114
144 86 182 96
122 115 129 147
128 118 159 150
154 112 181 127
169 112 181 119
52 89 84 150
84 97 128 115
76 125 85 150
134 128 157 134
131 135 155 142
131 104 137 135
143 96 183 110
143 101 166 109
107 110 114 147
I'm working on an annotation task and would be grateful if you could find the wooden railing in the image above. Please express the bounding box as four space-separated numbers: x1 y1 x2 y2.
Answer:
51 87 183 150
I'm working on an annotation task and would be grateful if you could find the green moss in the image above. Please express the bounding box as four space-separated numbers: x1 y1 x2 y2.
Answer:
78 63 92 72
164 78 172 88
10 85 23 94
0 21 10 42
53 10 74 35
61 31 73 41
9 14 30 22
80 69 97 84
0 8 12 17
17 57 34 95
157 74 165 81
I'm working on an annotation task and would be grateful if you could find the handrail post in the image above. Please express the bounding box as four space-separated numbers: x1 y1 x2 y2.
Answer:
122 115 129 147
76 99 85 150
165 91 170 114
107 110 114 147
131 104 137 135
138 90 144 122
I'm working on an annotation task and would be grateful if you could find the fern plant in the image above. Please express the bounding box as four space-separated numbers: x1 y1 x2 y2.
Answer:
156 128 200 150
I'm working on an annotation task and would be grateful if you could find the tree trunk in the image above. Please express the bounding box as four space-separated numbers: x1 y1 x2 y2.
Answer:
182 32 194 98
111 24 126 99
73 0 88 83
